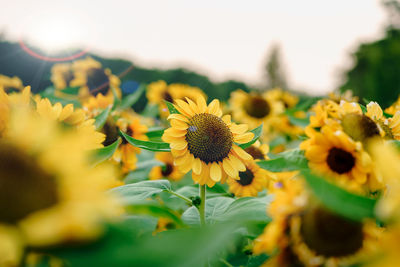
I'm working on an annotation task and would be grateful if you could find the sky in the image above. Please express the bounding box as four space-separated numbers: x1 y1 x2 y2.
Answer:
0 0 388 94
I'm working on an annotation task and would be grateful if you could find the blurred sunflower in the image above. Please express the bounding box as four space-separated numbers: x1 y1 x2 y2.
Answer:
146 80 206 117
50 62 75 90
82 93 114 117
0 108 119 265
149 152 185 181
0 74 23 92
227 160 269 197
300 125 375 192
101 111 148 173
244 141 269 160
51 57 121 100
162 96 254 187
384 95 400 115
266 88 299 109
229 90 284 140
253 179 381 267
328 89 359 103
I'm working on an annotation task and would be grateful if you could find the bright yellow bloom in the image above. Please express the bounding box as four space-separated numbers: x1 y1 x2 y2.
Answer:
0 108 119 263
149 152 185 181
229 90 284 134
227 160 270 197
0 74 23 92
300 125 375 192
254 178 381 267
162 96 254 187
146 80 206 118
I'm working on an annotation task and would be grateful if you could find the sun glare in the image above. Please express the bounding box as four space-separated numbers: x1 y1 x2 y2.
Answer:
25 18 84 53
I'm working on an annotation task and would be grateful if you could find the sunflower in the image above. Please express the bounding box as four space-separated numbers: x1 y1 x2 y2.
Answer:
82 92 114 117
265 88 299 109
101 111 148 173
384 95 400 115
253 179 381 267
0 74 23 92
0 108 119 264
146 80 206 118
244 141 269 161
229 90 284 141
227 160 270 197
300 125 375 192
149 152 185 181
50 62 75 90
162 96 254 187
328 89 359 103
67 57 121 100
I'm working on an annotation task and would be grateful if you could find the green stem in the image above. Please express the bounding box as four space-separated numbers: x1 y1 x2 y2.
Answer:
199 184 206 226
167 190 193 206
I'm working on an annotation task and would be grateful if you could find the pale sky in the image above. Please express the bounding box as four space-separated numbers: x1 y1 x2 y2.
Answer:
1 0 388 94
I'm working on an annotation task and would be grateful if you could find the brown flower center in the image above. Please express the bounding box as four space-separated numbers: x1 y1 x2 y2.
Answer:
341 113 380 142
162 91 173 103
186 113 233 163
102 119 119 146
245 146 265 160
300 206 363 257
161 163 174 177
87 68 110 96
0 142 58 224
243 95 271 119
63 69 75 87
237 168 255 186
327 148 355 174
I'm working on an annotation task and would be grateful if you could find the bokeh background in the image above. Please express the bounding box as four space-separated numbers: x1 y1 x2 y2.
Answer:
0 0 400 106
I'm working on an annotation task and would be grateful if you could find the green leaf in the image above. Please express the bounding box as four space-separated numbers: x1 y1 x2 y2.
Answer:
120 84 146 109
125 201 184 227
39 87 81 107
287 114 310 127
110 179 171 202
44 221 239 267
111 87 121 110
174 185 230 200
302 170 377 222
120 130 170 152
359 103 367 114
135 159 164 169
60 86 80 95
94 107 111 130
257 149 308 172
141 103 159 117
182 196 271 226
145 128 165 141
238 124 263 149
164 100 180 114
90 138 120 166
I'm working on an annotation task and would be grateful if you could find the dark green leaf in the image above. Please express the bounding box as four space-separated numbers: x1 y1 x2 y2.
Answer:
302 170 377 222
110 179 171 202
120 130 170 152
145 128 165 141
238 124 263 149
90 138 120 166
257 149 308 172
120 84 146 109
164 100 180 114
44 221 239 267
60 86 80 95
136 159 164 169
111 87 121 110
94 107 111 130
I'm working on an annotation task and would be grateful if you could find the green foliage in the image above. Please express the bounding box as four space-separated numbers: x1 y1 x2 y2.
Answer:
341 28 400 107
302 170 378 222
94 107 112 130
90 138 120 166
238 124 263 149
119 83 146 109
110 179 172 202
164 100 180 114
257 149 308 172
120 130 170 152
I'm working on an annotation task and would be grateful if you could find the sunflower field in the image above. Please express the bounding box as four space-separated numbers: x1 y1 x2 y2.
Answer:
2 57 400 267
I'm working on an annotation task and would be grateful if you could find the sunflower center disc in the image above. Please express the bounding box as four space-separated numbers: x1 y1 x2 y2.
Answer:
102 118 119 146
0 142 58 223
87 68 110 96
238 168 255 186
186 113 233 163
161 163 174 177
243 95 271 119
327 147 355 174
300 206 363 257
245 146 265 160
162 91 174 103
341 113 380 142
63 69 75 87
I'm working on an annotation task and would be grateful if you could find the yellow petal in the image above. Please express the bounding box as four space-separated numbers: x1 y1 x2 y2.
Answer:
228 154 246 172
210 162 222 182
207 99 221 116
223 158 238 178
222 115 232 125
234 132 254 144
196 97 207 113
232 145 253 161
192 157 202 175
170 140 187 150
230 124 248 134
171 119 189 130
167 114 189 122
